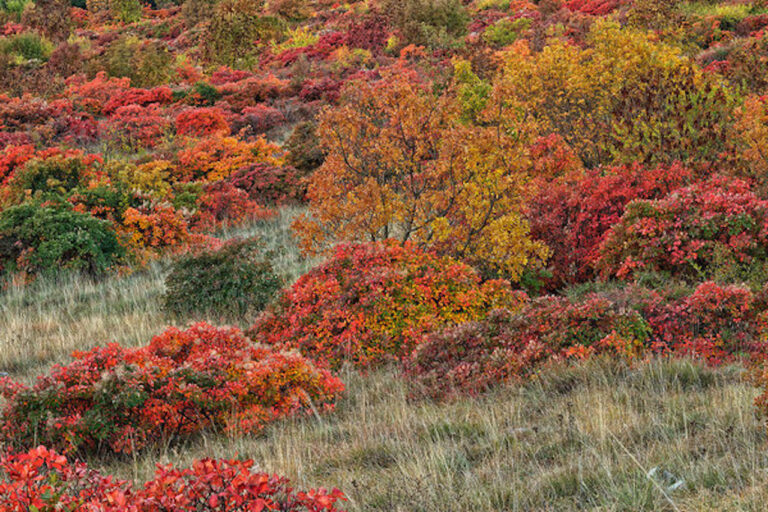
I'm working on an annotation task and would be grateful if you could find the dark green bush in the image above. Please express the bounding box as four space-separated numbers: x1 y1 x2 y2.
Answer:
163 237 283 321
0 202 126 276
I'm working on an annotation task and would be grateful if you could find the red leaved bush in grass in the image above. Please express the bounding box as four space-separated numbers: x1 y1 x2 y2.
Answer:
0 323 344 456
229 162 306 204
191 181 275 231
0 446 347 511
408 281 767 399
239 104 285 134
597 176 768 282
644 281 765 364
175 106 230 137
101 104 171 149
529 162 693 289
407 292 650 399
248 241 523 369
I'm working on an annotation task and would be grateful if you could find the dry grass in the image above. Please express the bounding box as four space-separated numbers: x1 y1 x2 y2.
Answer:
2 208 768 511
86 359 766 512
0 207 312 382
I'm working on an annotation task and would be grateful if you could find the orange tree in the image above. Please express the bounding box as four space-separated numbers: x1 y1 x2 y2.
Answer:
294 64 546 280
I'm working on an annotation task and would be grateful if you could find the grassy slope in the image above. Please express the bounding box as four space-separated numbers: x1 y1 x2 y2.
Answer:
1 209 767 511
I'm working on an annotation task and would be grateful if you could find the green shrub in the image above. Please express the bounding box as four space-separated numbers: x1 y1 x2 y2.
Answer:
0 202 125 276
163 237 283 321
483 17 530 47
110 0 141 22
104 36 173 87
378 0 469 49
0 32 54 62
285 121 324 174
0 0 30 17
4 156 88 205
190 81 222 105
203 0 284 67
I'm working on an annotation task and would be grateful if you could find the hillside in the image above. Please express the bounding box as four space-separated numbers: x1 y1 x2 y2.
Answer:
3 0 768 510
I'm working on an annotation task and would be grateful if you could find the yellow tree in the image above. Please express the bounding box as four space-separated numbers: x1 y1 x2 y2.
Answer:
491 20 736 169
293 64 546 280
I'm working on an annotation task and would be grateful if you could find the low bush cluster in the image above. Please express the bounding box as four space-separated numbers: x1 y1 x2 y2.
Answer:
0 323 344 455
0 446 347 511
408 281 767 399
248 241 524 369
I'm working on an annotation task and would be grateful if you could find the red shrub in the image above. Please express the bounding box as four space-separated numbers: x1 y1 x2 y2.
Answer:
408 281 766 398
192 181 275 231
239 104 286 133
0 133 32 151
101 104 171 148
209 66 253 85
0 323 344 456
645 282 762 364
564 0 625 15
229 162 305 203
299 78 343 103
65 72 131 115
248 241 522 369
101 86 174 115
597 176 768 281
0 446 347 511
175 107 230 136
218 75 291 110
407 292 650 399
529 162 693 288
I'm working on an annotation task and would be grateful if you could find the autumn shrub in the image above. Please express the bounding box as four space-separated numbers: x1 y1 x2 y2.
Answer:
176 135 282 182
528 162 693 289
239 104 285 134
248 241 523 369
646 281 763 364
294 65 546 280
163 238 283 321
0 323 344 456
492 19 736 168
0 446 348 511
408 280 766 398
101 104 171 149
192 181 274 230
407 292 651 399
20 0 71 41
175 107 230 137
731 94 768 192
0 201 125 277
119 204 192 263
378 0 470 48
597 177 768 285
229 162 305 203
